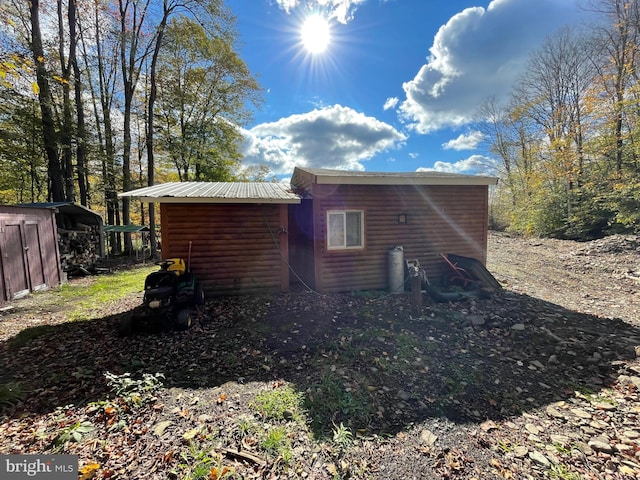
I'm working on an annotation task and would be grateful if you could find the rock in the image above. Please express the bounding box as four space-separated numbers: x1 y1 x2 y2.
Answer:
511 323 525 331
588 438 613 454
550 434 570 445
468 315 485 326
622 430 640 440
530 360 545 370
420 429 437 446
525 423 542 435
545 406 566 419
529 451 551 467
397 390 411 401
570 408 592 420
513 445 529 458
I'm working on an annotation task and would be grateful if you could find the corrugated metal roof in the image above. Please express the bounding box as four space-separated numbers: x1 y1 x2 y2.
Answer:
119 182 301 204
291 167 499 186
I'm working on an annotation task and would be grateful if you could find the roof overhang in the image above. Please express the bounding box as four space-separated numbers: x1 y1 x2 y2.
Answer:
119 182 301 204
292 167 499 187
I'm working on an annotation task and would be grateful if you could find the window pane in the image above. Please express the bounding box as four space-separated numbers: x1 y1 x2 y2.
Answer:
328 212 345 248
345 211 362 247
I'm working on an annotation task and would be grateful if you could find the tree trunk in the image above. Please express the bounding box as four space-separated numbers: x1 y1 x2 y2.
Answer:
30 0 64 202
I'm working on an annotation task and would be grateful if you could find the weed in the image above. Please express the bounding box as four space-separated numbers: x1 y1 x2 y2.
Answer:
249 384 304 423
553 442 573 455
497 439 512 453
104 371 164 406
261 426 292 464
54 420 95 447
332 422 353 448
549 463 582 480
172 445 234 480
0 382 25 411
305 369 371 434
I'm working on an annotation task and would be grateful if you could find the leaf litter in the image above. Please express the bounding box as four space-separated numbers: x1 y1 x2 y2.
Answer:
0 232 639 479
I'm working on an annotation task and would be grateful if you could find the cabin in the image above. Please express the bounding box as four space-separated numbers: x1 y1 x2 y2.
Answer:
119 167 498 295
0 205 63 302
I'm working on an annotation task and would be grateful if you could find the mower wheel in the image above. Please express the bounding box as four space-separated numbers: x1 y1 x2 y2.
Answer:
194 283 205 305
175 309 192 330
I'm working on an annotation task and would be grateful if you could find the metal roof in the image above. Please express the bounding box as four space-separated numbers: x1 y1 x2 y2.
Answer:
18 202 103 225
118 182 301 204
291 167 499 186
104 224 150 233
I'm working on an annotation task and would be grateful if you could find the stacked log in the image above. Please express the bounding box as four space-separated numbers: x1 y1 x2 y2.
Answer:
58 223 101 274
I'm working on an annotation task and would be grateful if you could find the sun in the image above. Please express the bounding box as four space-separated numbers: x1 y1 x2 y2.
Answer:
300 14 331 54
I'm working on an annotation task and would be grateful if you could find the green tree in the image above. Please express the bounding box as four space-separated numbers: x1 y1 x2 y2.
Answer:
155 15 261 182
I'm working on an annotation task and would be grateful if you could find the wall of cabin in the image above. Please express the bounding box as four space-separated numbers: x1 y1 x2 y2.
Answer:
291 184 489 293
160 203 289 295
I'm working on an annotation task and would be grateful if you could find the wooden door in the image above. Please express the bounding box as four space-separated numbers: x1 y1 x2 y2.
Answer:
2 222 30 299
25 222 46 291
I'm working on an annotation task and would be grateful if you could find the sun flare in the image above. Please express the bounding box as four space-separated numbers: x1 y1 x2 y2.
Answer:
300 14 331 54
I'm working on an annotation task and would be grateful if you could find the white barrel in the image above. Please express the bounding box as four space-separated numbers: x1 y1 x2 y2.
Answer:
388 245 404 293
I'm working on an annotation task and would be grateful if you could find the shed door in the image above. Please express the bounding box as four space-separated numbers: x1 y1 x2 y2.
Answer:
2 223 30 299
25 222 46 291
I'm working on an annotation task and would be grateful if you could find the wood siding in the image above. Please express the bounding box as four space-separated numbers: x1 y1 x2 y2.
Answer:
296 184 489 293
160 203 289 295
0 206 63 302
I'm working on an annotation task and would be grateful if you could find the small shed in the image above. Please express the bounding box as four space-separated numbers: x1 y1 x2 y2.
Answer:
120 168 498 296
0 205 63 301
20 202 105 273
119 182 301 295
288 167 498 292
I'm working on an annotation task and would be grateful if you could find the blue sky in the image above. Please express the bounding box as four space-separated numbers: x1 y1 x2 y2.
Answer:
228 0 591 180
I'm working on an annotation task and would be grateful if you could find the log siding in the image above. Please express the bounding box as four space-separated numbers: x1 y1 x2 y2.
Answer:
298 184 489 293
160 203 289 295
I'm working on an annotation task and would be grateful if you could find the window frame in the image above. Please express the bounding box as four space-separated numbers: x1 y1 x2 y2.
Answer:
326 209 365 250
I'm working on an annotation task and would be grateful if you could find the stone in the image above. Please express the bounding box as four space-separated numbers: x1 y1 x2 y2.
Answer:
513 445 529 458
545 406 566 419
525 423 542 435
511 323 525 331
529 451 551 467
550 434 570 445
570 408 592 420
588 438 613 454
420 429 437 446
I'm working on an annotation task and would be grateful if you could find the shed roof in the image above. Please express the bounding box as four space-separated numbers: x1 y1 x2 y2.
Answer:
104 224 150 233
291 167 499 187
18 202 103 226
119 182 301 204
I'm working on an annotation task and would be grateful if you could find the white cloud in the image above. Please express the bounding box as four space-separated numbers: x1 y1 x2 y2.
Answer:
241 104 407 175
383 97 399 111
274 0 368 24
442 131 484 151
399 0 585 133
418 155 497 175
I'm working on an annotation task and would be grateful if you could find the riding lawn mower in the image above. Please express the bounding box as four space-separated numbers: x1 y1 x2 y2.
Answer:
118 256 205 335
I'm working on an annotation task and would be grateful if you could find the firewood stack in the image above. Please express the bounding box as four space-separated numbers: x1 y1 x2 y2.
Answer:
58 223 101 274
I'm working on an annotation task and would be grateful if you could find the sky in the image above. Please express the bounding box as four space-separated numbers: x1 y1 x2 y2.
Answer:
227 0 593 181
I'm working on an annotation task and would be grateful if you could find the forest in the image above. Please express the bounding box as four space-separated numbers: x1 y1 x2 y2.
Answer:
484 1 640 239
0 0 639 251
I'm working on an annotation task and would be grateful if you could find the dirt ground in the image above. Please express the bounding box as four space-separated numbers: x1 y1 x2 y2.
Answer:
1 232 639 479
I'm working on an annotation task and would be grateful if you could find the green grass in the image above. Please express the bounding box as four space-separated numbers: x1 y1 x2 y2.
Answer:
7 265 154 350
249 384 305 423
60 265 154 320
29 265 154 322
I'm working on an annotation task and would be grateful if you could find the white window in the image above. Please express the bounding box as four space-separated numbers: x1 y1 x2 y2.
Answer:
327 210 364 250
